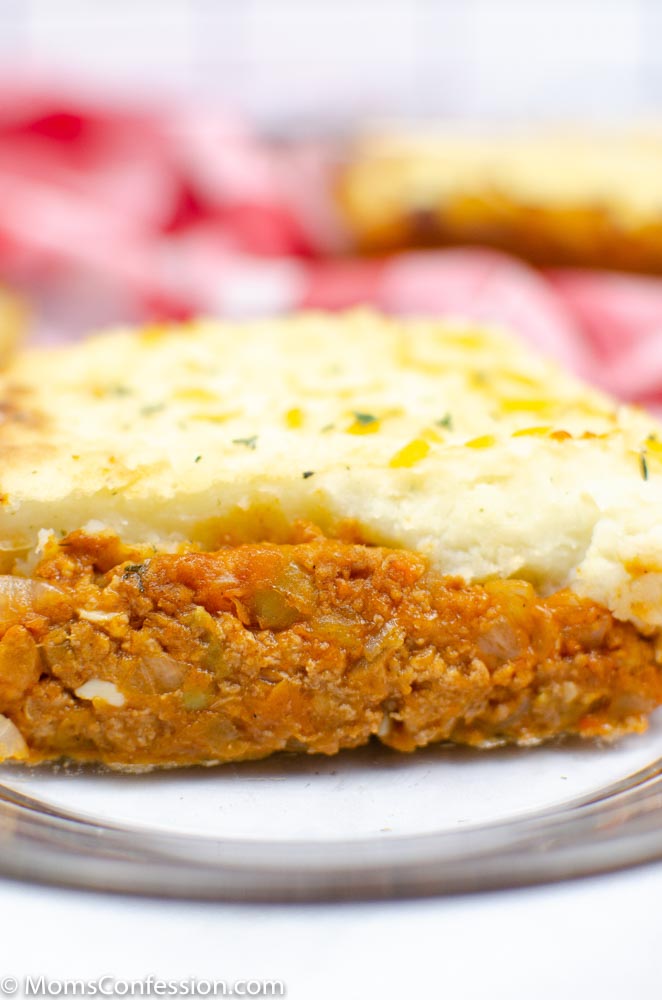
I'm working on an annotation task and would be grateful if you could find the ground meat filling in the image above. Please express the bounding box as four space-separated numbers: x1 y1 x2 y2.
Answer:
0 529 660 767
353 192 662 273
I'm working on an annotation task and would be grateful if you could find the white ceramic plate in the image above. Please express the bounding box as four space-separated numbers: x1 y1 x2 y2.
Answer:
1 711 662 900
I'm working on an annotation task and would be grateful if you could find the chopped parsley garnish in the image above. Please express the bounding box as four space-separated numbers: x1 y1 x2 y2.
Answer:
641 452 649 481
436 412 453 430
194 455 202 463
302 470 314 479
140 402 166 417
122 563 147 592
232 435 258 449
109 384 132 397
352 412 378 425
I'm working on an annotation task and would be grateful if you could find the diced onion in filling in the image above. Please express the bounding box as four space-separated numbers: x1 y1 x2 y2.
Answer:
75 679 125 707
0 576 64 624
0 714 28 759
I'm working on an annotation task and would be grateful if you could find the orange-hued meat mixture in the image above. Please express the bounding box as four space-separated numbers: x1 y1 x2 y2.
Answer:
339 177 662 272
0 529 661 768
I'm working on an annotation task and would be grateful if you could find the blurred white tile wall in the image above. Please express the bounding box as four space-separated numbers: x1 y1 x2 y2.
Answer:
0 0 660 128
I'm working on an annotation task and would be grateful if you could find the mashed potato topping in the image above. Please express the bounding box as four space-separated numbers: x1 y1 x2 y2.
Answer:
0 310 659 629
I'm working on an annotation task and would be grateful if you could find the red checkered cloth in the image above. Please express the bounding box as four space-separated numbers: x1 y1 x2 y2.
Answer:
2 84 662 407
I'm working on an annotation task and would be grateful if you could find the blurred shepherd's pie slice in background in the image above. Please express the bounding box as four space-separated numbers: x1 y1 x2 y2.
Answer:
0 286 25 367
0 311 662 768
339 128 662 272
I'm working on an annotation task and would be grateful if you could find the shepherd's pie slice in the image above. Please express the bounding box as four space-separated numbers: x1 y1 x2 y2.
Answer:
0 311 661 767
339 128 662 271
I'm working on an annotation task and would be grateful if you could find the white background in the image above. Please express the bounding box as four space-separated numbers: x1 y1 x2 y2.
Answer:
2 863 662 998
0 0 661 129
